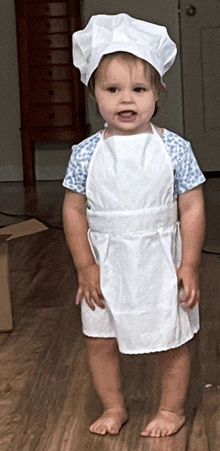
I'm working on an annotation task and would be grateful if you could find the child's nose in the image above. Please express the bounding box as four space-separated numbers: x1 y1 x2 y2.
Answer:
120 89 133 103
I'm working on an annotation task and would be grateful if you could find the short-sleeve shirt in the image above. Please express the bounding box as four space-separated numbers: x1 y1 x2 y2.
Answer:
63 129 206 196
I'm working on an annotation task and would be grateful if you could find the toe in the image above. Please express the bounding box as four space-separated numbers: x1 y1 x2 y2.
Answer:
141 425 154 436
141 428 150 437
148 423 159 437
161 427 169 437
109 425 119 435
90 422 106 435
98 426 107 435
154 427 161 438
141 421 155 436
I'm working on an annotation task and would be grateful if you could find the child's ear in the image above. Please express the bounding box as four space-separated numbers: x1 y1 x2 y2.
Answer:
152 101 158 118
87 86 94 100
87 87 97 101
154 90 159 102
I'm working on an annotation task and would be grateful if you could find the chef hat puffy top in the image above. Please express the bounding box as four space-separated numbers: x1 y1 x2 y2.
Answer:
72 13 177 85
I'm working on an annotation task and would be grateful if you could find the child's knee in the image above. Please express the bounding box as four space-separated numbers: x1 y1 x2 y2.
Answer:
87 337 118 357
157 344 190 369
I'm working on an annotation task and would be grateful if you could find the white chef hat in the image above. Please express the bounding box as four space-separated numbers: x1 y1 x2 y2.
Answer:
72 13 177 85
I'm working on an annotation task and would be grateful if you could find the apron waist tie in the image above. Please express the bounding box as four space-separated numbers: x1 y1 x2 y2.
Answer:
87 202 178 235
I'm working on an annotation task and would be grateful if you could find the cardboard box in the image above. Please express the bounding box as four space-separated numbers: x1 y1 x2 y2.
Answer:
0 220 48 331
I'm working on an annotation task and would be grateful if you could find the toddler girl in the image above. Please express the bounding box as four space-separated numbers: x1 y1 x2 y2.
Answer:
63 13 205 437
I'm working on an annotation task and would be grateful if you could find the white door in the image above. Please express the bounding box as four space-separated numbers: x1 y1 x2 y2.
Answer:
180 0 220 170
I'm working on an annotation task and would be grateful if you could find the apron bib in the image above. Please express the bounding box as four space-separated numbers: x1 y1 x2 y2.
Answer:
81 126 199 354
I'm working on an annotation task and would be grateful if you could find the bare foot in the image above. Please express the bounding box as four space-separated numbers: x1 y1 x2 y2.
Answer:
89 408 128 435
141 409 186 437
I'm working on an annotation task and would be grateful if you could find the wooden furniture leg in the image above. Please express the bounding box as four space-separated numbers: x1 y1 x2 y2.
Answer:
21 131 36 187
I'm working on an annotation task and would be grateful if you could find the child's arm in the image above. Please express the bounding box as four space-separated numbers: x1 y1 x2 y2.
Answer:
177 185 205 311
63 189 104 311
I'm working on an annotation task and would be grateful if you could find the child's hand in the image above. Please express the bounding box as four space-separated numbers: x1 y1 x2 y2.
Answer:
76 263 105 311
177 265 200 312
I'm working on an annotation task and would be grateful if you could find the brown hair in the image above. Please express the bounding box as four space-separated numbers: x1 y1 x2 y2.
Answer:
88 51 166 99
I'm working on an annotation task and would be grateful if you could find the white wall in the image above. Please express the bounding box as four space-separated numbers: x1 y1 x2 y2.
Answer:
0 1 23 181
0 0 182 181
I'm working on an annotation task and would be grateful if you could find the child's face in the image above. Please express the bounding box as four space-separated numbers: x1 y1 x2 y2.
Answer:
94 56 158 137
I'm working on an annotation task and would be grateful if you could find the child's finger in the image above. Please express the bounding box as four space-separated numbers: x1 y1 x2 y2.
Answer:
187 289 199 307
84 290 96 311
97 287 104 300
182 289 199 311
76 287 83 305
91 289 105 309
76 287 96 310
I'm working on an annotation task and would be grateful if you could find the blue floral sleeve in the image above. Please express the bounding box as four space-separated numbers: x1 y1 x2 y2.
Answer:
62 132 102 193
162 130 206 195
175 141 206 194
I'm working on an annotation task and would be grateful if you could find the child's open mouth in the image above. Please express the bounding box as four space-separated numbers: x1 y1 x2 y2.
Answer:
117 110 137 121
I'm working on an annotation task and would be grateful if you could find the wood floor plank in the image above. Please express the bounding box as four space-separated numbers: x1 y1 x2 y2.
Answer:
187 410 209 451
203 388 220 451
0 308 67 449
6 315 85 450
198 320 220 387
12 342 90 451
8 229 78 312
200 254 220 321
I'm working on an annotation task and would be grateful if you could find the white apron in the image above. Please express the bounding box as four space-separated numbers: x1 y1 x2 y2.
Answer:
81 125 199 354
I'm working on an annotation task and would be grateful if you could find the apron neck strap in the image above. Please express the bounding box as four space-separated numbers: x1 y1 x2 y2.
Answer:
151 123 158 135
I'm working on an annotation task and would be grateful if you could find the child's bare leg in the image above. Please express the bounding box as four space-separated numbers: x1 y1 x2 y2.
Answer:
141 343 190 437
87 337 128 435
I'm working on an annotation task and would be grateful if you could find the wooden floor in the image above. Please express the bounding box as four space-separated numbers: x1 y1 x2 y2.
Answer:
0 179 220 451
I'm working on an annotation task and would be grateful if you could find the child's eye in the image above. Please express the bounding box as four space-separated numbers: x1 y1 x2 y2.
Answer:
107 87 117 93
134 87 147 93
